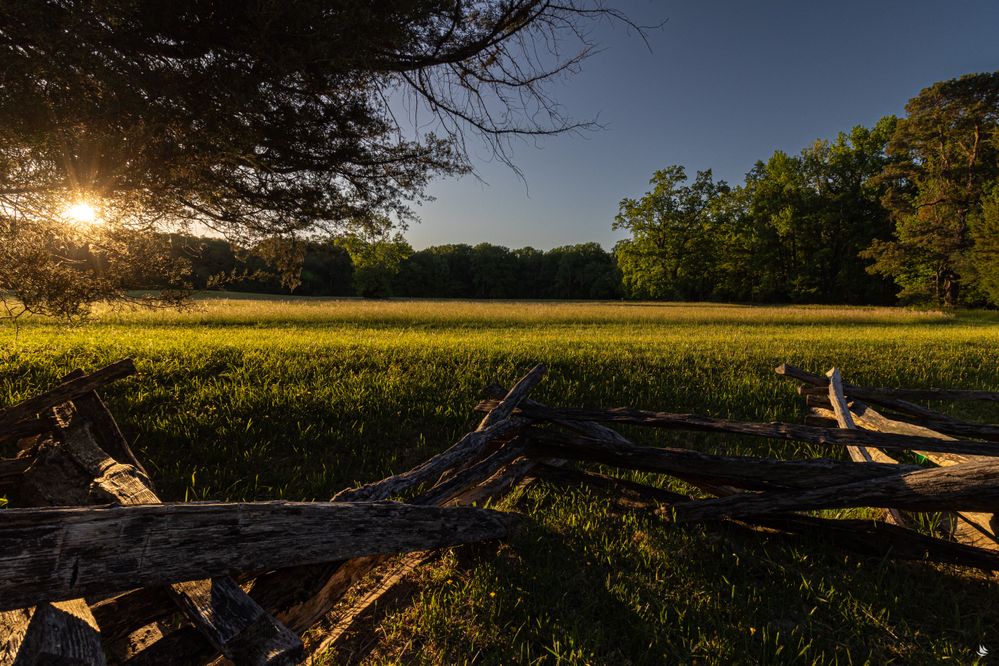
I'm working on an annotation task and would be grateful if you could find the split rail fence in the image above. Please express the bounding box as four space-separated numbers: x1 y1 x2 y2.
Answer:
1 360 997 664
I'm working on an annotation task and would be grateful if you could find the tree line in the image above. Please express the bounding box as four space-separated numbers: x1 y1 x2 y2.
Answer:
614 71 999 307
189 71 997 307
174 236 621 300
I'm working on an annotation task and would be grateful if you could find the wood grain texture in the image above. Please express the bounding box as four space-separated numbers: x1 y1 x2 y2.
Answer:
826 368 905 527
848 401 998 550
776 364 999 442
671 458 999 522
57 408 303 664
332 368 541 503
479 401 999 457
0 360 135 434
0 500 512 612
0 601 107 666
524 429 915 491
72 389 153 487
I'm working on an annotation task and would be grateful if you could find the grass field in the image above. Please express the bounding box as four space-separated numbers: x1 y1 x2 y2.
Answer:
3 298 999 664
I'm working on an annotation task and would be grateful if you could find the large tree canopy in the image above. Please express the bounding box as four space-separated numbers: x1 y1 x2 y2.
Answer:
864 71 999 306
0 0 626 317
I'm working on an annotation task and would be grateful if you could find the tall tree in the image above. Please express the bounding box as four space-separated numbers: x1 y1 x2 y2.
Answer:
613 166 729 300
863 72 999 306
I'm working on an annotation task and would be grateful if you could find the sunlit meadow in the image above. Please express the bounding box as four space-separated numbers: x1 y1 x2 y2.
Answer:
3 297 999 663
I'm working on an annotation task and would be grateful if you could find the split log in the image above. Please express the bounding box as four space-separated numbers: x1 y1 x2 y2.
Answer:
524 429 916 491
0 360 135 433
864 413 999 443
537 465 999 571
670 458 999 522
16 410 304 664
477 365 546 430
848 401 998 549
0 601 106 665
89 588 175 648
248 442 533 636
777 364 999 443
302 450 542 662
3 410 108 666
332 365 544 502
0 500 513 612
475 400 999 457
827 367 905 526
71 389 152 486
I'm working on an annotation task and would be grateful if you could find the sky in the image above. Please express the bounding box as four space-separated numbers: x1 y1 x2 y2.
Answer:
405 0 999 251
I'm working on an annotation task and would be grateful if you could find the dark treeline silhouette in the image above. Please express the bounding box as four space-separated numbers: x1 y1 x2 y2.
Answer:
172 236 621 300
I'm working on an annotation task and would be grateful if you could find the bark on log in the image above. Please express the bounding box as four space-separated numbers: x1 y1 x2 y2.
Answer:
0 601 106 666
671 458 999 522
332 365 544 503
848 401 998 550
476 401 999 457
0 360 135 433
16 413 305 664
827 368 905 527
0 501 513 612
524 429 916 491
538 465 999 571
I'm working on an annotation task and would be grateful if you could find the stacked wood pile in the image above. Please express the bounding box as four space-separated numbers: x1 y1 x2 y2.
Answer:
2 360 998 664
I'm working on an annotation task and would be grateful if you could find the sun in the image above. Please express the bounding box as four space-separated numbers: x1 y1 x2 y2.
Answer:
64 201 98 224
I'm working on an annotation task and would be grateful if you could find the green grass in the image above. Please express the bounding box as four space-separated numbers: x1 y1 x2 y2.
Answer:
3 298 999 663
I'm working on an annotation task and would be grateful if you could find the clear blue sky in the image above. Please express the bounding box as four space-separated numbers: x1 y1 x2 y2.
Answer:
406 0 999 251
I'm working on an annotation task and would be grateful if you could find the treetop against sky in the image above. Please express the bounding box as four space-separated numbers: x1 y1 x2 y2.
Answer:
411 0 999 251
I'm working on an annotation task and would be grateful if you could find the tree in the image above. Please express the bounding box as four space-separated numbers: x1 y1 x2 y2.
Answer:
340 234 413 298
734 119 897 303
613 166 729 300
971 184 999 304
863 72 999 306
0 1 631 318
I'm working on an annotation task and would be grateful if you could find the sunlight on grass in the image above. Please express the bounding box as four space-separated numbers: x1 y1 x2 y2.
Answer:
2 298 998 663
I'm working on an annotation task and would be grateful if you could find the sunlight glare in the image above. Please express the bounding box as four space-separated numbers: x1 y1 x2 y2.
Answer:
64 201 98 224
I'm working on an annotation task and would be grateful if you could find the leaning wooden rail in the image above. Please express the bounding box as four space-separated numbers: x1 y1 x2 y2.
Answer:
0 501 513 612
0 359 136 434
524 428 917 491
669 457 999 522
475 399 999 457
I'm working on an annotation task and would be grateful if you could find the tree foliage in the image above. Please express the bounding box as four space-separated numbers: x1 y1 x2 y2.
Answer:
0 0 625 318
613 166 729 300
612 120 899 304
863 72 999 306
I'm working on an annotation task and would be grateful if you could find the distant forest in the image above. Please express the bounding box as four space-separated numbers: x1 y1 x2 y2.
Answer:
173 236 622 300
177 71 998 307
